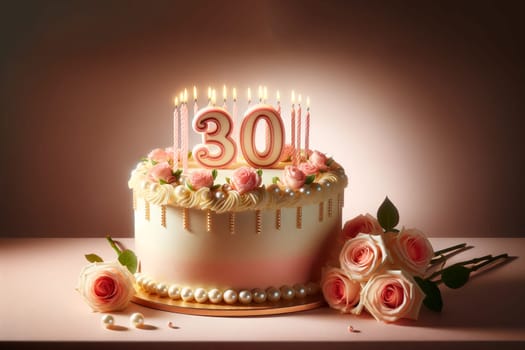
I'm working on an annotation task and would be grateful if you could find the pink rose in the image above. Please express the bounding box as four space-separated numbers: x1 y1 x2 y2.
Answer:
309 150 329 171
231 167 262 194
321 267 362 314
187 169 214 190
148 162 176 184
388 228 434 276
361 270 424 322
77 261 135 312
341 214 384 240
298 161 319 176
279 144 295 162
339 233 388 281
283 165 306 190
148 148 173 163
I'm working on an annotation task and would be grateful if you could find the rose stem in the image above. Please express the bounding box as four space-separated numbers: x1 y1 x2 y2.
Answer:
106 235 122 256
433 243 467 257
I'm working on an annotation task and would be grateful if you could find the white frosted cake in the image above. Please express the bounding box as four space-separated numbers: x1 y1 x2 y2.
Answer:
128 87 348 314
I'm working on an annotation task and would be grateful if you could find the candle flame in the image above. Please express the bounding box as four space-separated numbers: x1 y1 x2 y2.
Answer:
263 86 268 102
298 94 302 104
223 84 227 100
174 96 179 106
258 85 263 101
233 87 237 101
291 90 296 104
193 86 197 100
307 96 310 109
183 88 188 103
208 86 212 100
247 88 252 102
179 91 184 103
212 89 217 106
276 90 280 102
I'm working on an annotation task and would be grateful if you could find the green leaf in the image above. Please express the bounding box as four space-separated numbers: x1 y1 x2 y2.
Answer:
159 179 168 185
305 174 316 185
151 160 158 166
211 184 221 190
414 276 443 312
85 253 103 263
257 169 263 177
441 264 471 289
118 249 138 274
212 169 218 180
225 177 231 184
377 196 399 232
186 182 195 191
272 176 280 184
140 157 149 163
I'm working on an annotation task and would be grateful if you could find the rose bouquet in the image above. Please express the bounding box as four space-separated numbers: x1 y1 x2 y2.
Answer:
322 197 509 323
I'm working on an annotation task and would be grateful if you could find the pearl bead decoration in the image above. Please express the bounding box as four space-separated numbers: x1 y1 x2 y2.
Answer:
194 288 208 303
101 314 114 328
130 312 145 328
168 285 181 300
223 289 238 304
137 275 321 306
181 287 194 302
238 290 253 304
208 289 223 304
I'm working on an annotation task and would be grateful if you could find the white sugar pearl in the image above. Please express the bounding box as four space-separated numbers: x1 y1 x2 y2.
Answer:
252 288 267 304
130 312 144 328
238 290 253 304
101 314 114 328
266 287 281 302
208 289 223 304
181 287 194 302
223 289 238 305
194 288 208 303
168 285 181 300
280 285 295 300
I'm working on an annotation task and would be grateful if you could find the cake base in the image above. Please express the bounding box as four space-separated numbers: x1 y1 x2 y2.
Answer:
131 288 326 316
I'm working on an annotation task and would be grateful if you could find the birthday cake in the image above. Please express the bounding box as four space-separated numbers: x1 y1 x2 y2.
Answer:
128 86 348 315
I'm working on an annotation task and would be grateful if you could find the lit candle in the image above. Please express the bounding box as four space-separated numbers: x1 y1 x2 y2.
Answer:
173 96 180 169
305 97 310 156
296 94 302 164
211 89 217 106
276 90 281 114
182 89 189 173
193 86 198 116
222 84 227 108
290 90 296 149
232 87 238 143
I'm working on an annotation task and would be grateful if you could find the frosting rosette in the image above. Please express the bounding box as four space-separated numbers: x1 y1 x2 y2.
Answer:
361 270 424 323
387 228 434 276
341 213 383 240
321 267 362 314
230 166 262 194
283 165 306 190
339 233 389 282
186 169 214 190
77 261 135 312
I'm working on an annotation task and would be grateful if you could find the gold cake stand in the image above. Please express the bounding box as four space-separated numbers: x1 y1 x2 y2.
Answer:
131 288 326 317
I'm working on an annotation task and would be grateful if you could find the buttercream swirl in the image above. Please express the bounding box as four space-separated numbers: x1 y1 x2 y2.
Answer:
129 156 347 213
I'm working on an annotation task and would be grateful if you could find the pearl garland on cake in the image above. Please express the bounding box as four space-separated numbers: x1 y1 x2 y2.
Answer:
135 273 320 306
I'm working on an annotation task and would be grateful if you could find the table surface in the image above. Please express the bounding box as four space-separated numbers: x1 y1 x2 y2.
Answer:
1 237 524 349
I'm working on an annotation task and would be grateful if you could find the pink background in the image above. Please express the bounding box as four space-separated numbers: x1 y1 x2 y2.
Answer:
1 0 523 238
